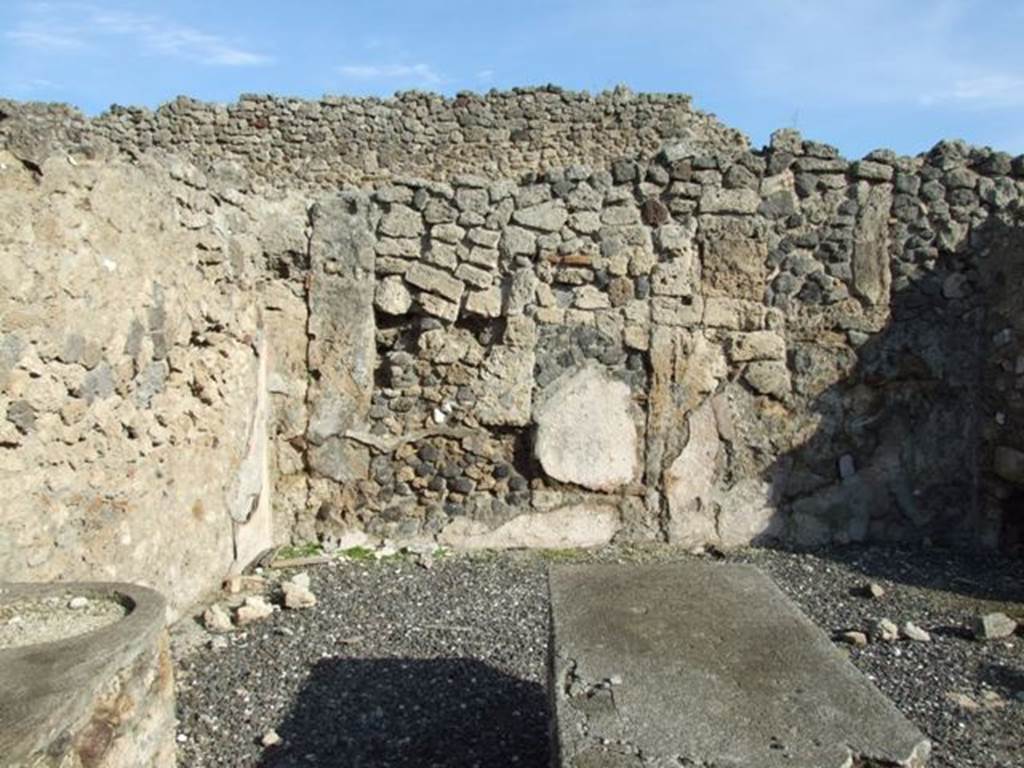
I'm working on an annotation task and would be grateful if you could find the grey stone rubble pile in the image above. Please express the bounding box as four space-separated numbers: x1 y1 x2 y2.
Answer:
281 572 317 609
837 585 1021 646
203 571 318 632
973 611 1018 640
235 595 274 625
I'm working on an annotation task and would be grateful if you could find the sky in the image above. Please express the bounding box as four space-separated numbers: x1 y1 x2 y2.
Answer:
1 0 1023 158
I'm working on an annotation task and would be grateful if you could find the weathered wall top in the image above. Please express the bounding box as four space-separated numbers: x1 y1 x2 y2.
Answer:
0 87 748 188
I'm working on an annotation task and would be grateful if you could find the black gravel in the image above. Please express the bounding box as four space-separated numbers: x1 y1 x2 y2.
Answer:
174 554 550 768
173 545 1024 768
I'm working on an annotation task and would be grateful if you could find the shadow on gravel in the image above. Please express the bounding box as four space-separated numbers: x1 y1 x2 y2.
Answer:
256 657 550 768
928 623 975 641
980 662 1024 698
790 543 1024 605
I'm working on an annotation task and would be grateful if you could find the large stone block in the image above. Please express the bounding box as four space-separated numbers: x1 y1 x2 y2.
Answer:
664 399 720 546
702 237 768 299
728 330 786 362
645 329 726 509
374 275 413 315
513 200 568 231
405 262 466 303
472 344 536 427
713 478 783 547
439 503 620 550
743 360 792 398
534 364 640 491
703 296 767 329
852 183 893 306
699 187 761 214
307 192 376 443
378 204 424 238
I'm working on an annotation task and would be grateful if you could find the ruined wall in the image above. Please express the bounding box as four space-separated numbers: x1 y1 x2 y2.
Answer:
979 193 1024 549
0 88 746 189
2 91 1023 612
292 134 1024 553
0 149 302 614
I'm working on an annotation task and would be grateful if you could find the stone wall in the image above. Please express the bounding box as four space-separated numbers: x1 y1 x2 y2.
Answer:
0 149 289 614
0 87 746 189
2 90 1022 610
295 135 1024 553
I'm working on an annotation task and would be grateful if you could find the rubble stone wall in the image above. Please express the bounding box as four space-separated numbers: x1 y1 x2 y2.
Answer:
0 88 746 189
298 134 1024 553
0 150 291 614
2 91 1022 611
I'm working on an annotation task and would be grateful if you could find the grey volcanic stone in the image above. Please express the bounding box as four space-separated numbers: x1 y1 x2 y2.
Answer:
379 205 424 238
5 400 36 433
405 262 465 303
375 275 413 315
549 562 931 768
700 187 760 214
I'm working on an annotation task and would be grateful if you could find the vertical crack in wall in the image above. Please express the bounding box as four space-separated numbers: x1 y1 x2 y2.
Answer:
300 203 317 523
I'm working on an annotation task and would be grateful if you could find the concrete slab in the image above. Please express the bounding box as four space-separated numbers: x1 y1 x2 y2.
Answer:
548 562 930 768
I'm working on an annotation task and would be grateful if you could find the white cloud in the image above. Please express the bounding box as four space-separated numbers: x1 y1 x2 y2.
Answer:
920 74 1024 109
725 1 969 105
5 27 84 51
99 11 272 66
6 3 272 66
0 76 59 96
601 0 1024 113
477 69 495 82
338 63 443 86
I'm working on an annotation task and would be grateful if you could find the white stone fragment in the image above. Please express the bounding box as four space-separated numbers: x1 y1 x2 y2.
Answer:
236 596 274 625
203 603 234 633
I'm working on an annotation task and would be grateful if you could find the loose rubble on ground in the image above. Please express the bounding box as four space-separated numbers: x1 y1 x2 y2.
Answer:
173 543 1023 768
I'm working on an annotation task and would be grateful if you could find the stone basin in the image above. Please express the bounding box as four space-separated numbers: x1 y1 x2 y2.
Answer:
0 582 176 768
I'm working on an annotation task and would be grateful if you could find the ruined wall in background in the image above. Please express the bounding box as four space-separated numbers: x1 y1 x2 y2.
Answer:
0 88 746 188
979 196 1024 550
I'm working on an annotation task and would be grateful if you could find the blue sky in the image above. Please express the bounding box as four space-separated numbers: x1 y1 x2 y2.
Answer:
2 0 1022 158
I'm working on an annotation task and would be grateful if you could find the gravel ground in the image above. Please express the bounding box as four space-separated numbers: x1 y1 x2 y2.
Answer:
173 545 1024 768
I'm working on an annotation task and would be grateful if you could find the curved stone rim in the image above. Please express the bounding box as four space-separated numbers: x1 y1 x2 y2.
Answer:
0 581 168 759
